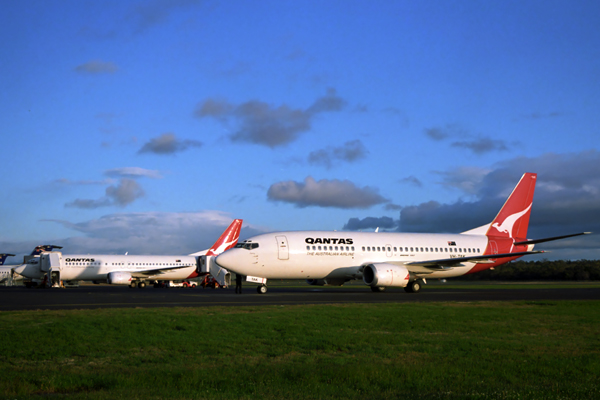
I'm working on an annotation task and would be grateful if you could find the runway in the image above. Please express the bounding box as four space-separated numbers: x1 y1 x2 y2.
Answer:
1 283 599 311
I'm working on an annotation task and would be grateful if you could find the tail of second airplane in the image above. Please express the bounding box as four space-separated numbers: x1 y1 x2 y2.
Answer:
30 245 63 256
486 172 537 241
0 254 15 265
205 219 243 256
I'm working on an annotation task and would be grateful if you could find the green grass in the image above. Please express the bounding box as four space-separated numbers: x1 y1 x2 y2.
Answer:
1 301 599 399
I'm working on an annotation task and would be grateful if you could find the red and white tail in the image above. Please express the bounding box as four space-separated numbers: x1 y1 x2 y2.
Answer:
206 219 243 256
486 173 536 241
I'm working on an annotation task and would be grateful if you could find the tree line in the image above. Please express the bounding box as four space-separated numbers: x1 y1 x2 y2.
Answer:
460 259 600 281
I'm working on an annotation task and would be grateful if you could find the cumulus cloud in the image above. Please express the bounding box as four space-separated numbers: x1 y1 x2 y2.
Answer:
341 151 600 259
138 133 203 155
65 178 144 209
105 167 163 179
267 176 388 209
399 176 423 187
451 137 509 154
74 60 119 74
308 140 368 169
424 124 511 154
35 211 262 256
343 216 397 231
434 166 491 195
195 88 347 148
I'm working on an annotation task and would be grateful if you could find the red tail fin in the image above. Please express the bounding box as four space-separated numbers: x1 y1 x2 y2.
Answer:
206 219 243 256
486 173 536 241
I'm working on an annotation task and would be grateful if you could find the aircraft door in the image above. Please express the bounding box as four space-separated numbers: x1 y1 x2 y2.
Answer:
386 244 393 257
275 236 289 260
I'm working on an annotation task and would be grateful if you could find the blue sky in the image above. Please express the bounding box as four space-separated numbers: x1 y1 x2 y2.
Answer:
1 0 599 261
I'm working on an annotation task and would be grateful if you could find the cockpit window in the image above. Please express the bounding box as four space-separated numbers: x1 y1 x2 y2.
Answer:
235 242 259 250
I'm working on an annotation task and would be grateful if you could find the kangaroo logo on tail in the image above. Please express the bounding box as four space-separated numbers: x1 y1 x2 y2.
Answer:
206 219 243 257
492 204 532 239
487 173 536 241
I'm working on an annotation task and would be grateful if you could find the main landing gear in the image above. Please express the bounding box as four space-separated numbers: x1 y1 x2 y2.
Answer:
257 285 268 294
404 280 423 293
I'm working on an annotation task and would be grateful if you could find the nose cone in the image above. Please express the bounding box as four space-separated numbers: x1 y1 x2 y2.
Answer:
215 249 239 271
12 264 28 277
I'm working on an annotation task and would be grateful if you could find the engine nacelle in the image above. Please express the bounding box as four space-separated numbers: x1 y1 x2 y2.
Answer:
107 271 132 285
363 263 410 288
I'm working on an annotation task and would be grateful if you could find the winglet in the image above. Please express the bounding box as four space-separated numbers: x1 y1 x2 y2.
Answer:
206 219 243 257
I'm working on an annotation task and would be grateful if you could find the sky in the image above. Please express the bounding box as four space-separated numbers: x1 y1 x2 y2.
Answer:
1 0 599 262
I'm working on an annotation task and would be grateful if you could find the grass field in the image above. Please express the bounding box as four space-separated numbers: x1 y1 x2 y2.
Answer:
1 300 599 399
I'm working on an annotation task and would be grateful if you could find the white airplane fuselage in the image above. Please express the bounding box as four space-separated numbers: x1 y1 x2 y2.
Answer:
15 254 199 282
216 231 491 281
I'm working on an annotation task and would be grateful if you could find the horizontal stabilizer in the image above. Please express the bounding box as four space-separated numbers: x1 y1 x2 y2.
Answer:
406 250 545 268
513 232 592 246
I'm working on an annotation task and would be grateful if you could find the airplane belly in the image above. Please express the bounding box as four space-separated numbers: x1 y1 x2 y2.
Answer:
262 253 357 279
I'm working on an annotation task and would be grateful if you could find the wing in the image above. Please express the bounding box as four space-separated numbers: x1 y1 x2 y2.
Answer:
128 264 195 278
404 250 545 271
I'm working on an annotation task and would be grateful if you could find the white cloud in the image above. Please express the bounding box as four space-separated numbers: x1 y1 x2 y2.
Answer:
41 211 257 255
195 88 347 148
105 167 163 179
267 176 388 209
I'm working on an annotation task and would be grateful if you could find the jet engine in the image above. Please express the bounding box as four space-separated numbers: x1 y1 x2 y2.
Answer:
362 263 410 288
107 271 132 285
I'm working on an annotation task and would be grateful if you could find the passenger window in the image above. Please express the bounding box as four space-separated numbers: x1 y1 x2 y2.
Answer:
312 246 316 250
306 246 310 251
362 246 365 251
351 246 355 251
318 246 322 251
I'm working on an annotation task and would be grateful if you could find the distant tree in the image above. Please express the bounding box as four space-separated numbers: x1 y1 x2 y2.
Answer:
459 259 600 281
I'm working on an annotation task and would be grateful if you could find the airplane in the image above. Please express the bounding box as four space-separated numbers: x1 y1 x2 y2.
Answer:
14 219 242 288
0 246 63 285
215 173 590 294
0 254 16 284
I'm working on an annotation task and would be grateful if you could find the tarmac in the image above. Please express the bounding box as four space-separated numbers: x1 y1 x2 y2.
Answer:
1 283 599 311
